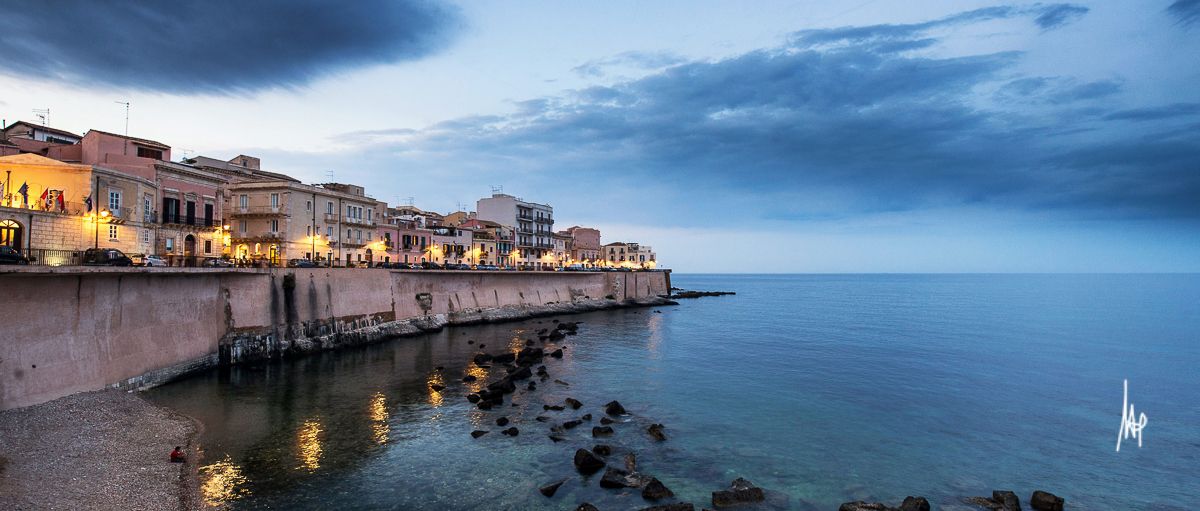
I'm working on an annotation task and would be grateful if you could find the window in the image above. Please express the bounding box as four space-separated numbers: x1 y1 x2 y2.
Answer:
239 195 248 209
306 226 312 237
306 200 312 212
142 230 150 243
143 197 152 222
270 219 279 232
204 240 212 254
326 226 333 238
270 193 279 208
108 190 121 211
239 220 247 233
204 203 214 227
165 237 175 252
108 225 119 240
136 146 163 159
327 202 333 214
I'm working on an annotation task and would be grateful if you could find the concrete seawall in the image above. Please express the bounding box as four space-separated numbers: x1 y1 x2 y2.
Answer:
0 267 671 410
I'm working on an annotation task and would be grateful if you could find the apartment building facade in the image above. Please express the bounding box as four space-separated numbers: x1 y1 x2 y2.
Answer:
476 193 554 268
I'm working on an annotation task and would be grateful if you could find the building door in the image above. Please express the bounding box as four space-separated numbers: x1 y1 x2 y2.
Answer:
184 235 196 266
0 220 23 250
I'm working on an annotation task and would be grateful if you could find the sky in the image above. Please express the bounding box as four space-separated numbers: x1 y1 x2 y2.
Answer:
1 0 1198 272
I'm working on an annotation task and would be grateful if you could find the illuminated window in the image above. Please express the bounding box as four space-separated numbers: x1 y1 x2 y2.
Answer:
108 225 118 240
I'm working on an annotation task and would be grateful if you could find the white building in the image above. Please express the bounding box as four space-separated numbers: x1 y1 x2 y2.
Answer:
476 192 554 268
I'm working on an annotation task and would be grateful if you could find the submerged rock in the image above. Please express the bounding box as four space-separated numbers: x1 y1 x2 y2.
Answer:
581 413 592 421
473 353 492 365
600 417 615 425
471 430 488 438
496 417 509 426
1030 491 1064 511
501 427 519 436
565 397 583 409
573 448 606 475
599 467 633 489
540 479 565 497
647 423 667 441
592 426 614 437
462 375 477 382
592 444 612 456
604 401 626 416
642 478 674 500
639 503 695 511
544 405 565 411
562 419 583 429
430 384 446 392
712 478 765 508
535 415 551 422
839 502 892 511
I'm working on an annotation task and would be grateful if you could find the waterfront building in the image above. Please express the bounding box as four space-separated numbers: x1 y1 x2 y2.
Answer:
459 219 515 267
383 211 431 264
388 205 443 228
0 153 156 260
428 225 473 265
602 241 658 268
476 192 553 268
564 226 601 265
443 210 475 226
552 231 571 267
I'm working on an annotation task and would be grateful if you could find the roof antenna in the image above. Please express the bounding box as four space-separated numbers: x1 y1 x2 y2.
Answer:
325 169 335 182
404 197 414 206
114 101 130 136
491 185 503 194
32 108 49 126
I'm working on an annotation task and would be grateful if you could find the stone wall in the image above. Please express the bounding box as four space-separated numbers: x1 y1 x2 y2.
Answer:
0 267 670 410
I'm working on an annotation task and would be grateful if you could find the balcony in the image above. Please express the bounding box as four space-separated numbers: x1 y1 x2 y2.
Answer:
536 243 554 249
231 206 285 217
343 216 376 228
534 217 553 224
324 213 339 223
160 213 218 229
232 232 284 243
517 226 534 234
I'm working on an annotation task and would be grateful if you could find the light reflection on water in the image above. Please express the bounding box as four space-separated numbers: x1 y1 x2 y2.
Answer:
369 392 389 444
200 455 249 506
427 372 445 408
296 418 323 471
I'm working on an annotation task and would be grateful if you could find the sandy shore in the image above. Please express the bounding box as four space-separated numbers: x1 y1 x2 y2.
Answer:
0 389 202 511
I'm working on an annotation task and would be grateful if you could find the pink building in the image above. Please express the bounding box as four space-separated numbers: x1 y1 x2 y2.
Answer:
565 225 601 264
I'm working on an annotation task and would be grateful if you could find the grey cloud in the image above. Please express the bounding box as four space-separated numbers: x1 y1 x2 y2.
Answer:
0 0 460 94
1035 4 1089 28
1168 0 1200 24
572 51 687 78
1104 103 1200 121
341 4 1196 224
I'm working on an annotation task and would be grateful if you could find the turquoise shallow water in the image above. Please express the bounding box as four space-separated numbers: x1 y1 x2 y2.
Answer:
147 274 1200 510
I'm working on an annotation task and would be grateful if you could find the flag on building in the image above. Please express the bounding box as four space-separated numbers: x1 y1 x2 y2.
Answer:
56 190 66 212
18 182 28 206
39 188 49 209
85 194 93 213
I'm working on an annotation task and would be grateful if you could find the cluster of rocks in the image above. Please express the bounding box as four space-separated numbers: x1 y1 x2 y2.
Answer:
669 290 736 299
457 317 787 511
962 490 1065 511
841 489 1064 511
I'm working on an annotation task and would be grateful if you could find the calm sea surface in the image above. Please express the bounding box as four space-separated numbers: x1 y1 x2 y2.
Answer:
147 274 1200 510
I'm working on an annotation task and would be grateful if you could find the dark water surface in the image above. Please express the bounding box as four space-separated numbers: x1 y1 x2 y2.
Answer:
147 274 1200 509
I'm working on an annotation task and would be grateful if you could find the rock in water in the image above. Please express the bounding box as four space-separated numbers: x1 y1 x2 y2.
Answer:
600 417 615 425
639 504 695 511
1030 491 1064 511
471 430 488 438
467 394 481 403
599 467 633 489
899 496 931 511
535 416 550 422
576 504 599 511
496 417 509 426
992 490 1020 511
592 426 614 437
604 401 626 415
581 413 592 421
712 478 765 508
462 375 477 382
539 479 565 497
592 444 612 456
565 398 583 409
573 448 606 475
430 384 445 392
642 478 674 500
550 348 564 358
544 405 565 411
839 502 891 511
473 353 492 365
647 423 667 441
501 427 519 436
562 420 583 429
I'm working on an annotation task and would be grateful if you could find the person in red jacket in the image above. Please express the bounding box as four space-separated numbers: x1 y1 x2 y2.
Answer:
169 446 186 463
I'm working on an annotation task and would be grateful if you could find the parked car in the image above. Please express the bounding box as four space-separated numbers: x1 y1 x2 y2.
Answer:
475 264 499 271
420 261 443 270
288 259 319 268
0 245 30 265
82 248 133 266
444 263 470 270
143 255 168 267
203 258 234 268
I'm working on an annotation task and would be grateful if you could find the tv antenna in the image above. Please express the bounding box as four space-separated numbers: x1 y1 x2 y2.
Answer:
325 170 335 182
404 197 414 206
491 185 503 194
456 201 469 212
114 101 130 136
32 108 49 126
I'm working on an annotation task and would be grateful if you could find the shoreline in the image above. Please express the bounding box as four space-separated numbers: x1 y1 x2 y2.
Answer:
0 389 203 511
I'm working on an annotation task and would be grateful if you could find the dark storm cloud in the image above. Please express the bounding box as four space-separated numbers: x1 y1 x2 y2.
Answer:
346 3 1200 223
0 0 460 93
1168 0 1200 25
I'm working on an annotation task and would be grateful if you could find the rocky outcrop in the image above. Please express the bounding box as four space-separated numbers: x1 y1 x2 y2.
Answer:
573 448 606 475
712 478 765 508
1030 491 1064 511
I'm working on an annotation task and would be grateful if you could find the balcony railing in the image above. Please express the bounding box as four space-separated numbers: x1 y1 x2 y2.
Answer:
160 213 218 228
343 216 376 227
231 206 285 216
534 217 553 224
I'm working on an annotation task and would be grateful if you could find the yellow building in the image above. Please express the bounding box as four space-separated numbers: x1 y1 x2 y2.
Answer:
0 153 156 262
